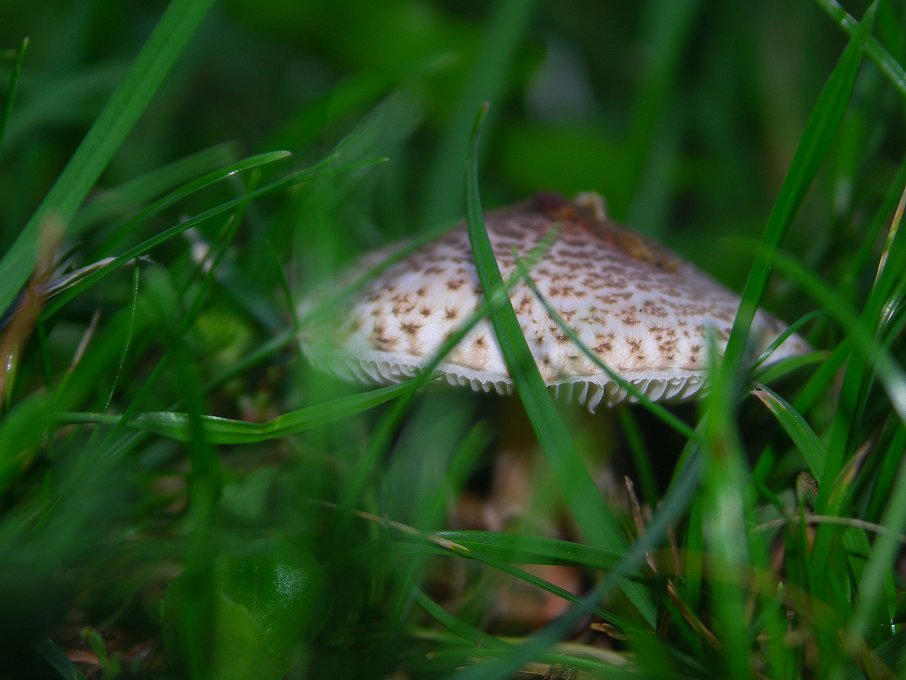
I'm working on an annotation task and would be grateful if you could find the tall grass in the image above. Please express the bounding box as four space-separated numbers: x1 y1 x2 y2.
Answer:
0 0 904 678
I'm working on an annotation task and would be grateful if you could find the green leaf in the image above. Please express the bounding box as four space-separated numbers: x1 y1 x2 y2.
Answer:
163 540 326 680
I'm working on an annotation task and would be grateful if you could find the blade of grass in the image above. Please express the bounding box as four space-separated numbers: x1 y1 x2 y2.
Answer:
44 155 381 319
517 263 697 441
469 556 620 624
102 264 140 415
627 0 702 233
0 37 28 148
847 423 906 651
814 0 906 100
452 450 703 680
412 586 509 649
752 383 827 480
73 142 240 237
618 408 660 508
752 309 825 369
160 292 220 680
434 530 621 569
721 1 875 394
0 62 124 153
741 242 904 430
59 381 414 444
464 103 655 627
794 338 854 414
0 0 216 316
420 0 539 228
33 635 85 680
821 183 906 509
838 159 906 307
751 350 826 386
701 330 753 680
337 225 560 512
866 417 906 521
682 498 705 627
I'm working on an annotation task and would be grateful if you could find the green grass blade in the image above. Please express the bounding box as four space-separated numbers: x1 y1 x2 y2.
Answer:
838 160 906 307
463 105 611 539
848 423 906 646
794 339 854 414
453 452 703 680
751 350 826 386
519 266 697 441
464 104 656 627
752 309 825 369
469 556 619 624
821 185 906 499
721 1 875 386
618 408 660 507
73 142 240 237
752 384 827 480
420 0 539 228
44 155 381 319
745 242 905 427
0 0 216 316
0 37 28 148
701 330 753 680
814 0 906 100
412 587 508 648
337 227 559 511
434 530 621 569
33 635 85 680
59 382 413 444
682 498 705 615
0 395 51 495
0 62 123 153
626 0 702 233
102 265 140 414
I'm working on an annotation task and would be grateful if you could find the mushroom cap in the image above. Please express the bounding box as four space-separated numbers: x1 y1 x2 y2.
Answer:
300 193 809 410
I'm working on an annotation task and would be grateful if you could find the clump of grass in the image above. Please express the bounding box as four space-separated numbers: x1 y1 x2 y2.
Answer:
0 0 904 678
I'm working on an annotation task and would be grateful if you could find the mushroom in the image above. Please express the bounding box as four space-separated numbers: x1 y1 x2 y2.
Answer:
298 191 809 629
300 191 808 410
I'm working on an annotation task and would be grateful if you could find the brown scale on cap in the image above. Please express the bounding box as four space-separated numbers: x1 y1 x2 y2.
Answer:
300 192 809 410
535 191 679 273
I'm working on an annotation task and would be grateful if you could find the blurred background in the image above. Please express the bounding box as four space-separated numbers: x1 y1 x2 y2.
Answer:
1 0 898 293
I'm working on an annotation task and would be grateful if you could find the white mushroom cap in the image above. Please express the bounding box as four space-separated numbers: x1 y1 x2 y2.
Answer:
300 192 809 410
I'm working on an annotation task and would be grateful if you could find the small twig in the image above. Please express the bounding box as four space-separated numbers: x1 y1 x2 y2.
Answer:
309 499 470 555
624 476 656 574
754 514 906 544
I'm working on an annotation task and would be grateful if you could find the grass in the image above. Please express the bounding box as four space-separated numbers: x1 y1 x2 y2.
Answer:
0 0 904 678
